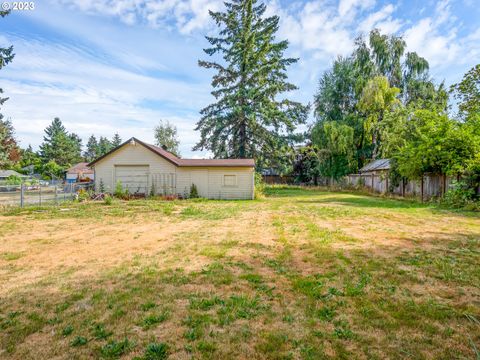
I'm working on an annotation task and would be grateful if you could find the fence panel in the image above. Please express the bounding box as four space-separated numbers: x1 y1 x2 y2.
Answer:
0 182 93 208
344 173 458 200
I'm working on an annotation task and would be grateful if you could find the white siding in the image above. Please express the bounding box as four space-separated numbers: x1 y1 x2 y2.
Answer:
176 167 192 198
93 143 254 199
94 143 176 193
206 168 254 200
175 167 254 200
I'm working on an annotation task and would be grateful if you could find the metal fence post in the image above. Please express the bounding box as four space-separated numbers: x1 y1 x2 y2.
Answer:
55 185 58 205
20 183 24 208
39 185 42 206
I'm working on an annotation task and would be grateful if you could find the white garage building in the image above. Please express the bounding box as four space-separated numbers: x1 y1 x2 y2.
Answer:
88 137 255 200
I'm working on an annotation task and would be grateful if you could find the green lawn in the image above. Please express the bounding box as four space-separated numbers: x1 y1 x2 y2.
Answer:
0 186 479 359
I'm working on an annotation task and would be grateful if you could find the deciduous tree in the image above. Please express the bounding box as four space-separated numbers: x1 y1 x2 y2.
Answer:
451 64 480 120
154 120 180 156
358 76 400 159
0 118 20 168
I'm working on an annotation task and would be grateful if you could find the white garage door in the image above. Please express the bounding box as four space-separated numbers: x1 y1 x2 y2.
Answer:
115 165 149 194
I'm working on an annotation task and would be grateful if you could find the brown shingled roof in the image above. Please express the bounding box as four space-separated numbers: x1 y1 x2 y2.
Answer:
178 158 255 167
66 162 94 174
88 137 255 168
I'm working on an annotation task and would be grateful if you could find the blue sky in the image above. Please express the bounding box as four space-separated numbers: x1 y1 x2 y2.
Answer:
0 0 479 158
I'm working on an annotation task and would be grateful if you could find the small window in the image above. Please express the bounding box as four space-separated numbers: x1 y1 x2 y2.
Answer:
224 175 237 186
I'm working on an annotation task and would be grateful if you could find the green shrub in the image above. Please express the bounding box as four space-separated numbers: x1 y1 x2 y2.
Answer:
104 194 113 205
99 179 105 193
442 180 478 209
114 180 124 198
5 175 22 185
189 183 199 198
254 172 265 199
76 188 91 202
114 181 130 199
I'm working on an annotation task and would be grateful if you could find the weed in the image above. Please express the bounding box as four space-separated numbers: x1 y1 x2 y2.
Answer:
1 252 24 261
100 338 135 358
62 325 74 337
140 342 169 360
197 340 217 354
71 336 88 347
217 295 266 325
140 302 156 311
92 323 112 340
333 322 354 339
141 311 170 329
189 296 224 311
292 275 325 299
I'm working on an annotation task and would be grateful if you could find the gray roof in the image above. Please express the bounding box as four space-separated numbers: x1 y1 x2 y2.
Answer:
0 169 27 178
359 159 390 173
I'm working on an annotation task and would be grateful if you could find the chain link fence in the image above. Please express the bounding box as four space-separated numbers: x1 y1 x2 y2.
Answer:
0 182 94 208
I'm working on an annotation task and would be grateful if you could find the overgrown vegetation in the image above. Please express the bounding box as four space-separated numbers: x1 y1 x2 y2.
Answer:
0 187 478 358
189 183 199 199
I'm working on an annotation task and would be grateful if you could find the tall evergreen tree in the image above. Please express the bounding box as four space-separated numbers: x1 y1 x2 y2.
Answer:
0 10 18 168
69 133 83 163
0 10 14 109
111 133 122 148
84 135 98 162
194 0 308 168
39 117 81 167
97 136 112 156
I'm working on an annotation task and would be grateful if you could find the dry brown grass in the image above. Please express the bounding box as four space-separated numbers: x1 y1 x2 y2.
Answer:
0 188 479 359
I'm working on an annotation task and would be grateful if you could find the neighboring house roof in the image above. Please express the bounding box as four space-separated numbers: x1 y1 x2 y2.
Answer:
359 159 391 173
0 169 27 178
88 137 255 168
66 162 94 175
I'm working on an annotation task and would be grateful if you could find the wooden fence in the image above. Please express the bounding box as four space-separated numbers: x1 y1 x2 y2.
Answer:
263 175 295 184
346 172 456 200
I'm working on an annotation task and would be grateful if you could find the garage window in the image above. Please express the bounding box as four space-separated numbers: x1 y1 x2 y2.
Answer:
223 175 237 187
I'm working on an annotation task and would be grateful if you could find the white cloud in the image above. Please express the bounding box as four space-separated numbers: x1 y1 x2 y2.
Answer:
358 4 402 34
338 0 375 17
2 0 479 156
268 1 354 57
0 34 210 155
56 0 223 34
403 0 461 69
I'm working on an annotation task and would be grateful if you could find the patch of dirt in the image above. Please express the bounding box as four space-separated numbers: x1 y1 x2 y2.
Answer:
0 217 205 294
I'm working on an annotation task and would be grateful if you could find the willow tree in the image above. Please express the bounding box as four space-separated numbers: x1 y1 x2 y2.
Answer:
313 28 444 171
195 0 308 168
358 76 400 159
